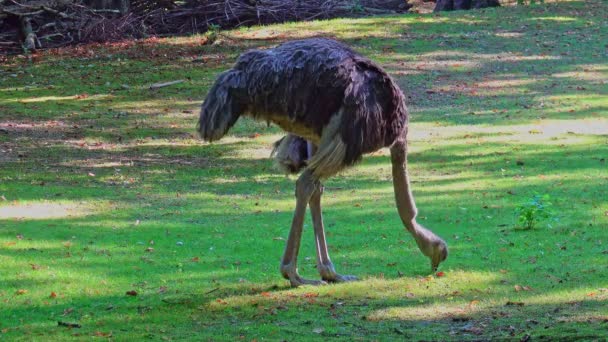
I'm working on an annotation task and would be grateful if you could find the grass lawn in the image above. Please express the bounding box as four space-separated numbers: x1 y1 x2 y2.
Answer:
1 0 607 340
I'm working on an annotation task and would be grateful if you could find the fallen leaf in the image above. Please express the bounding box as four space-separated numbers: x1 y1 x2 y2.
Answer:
313 327 324 334
16 289 28 295
436 271 445 277
260 292 272 297
126 290 138 296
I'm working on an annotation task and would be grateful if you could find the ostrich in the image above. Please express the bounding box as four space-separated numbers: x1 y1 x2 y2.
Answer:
198 38 448 287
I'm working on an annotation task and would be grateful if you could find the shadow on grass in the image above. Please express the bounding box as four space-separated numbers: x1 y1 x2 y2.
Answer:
1 268 606 340
0 1 606 339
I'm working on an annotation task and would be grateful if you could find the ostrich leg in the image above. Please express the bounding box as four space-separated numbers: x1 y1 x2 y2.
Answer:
309 185 358 282
390 139 448 271
280 170 326 287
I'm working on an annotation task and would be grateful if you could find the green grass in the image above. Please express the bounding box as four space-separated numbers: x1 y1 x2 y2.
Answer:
1 1 607 340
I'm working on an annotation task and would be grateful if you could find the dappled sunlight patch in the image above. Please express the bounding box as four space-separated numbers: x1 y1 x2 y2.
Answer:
365 286 608 323
399 16 486 25
60 158 132 168
110 99 198 112
415 51 562 63
208 176 245 184
233 146 274 160
505 119 608 142
63 137 201 151
204 271 501 313
57 148 207 168
0 119 73 129
475 78 538 89
403 60 481 73
0 201 95 220
410 118 608 148
471 78 541 96
529 16 577 22
366 301 481 321
494 31 524 38
231 27 315 41
541 93 607 109
394 52 562 80
4 94 112 104
552 65 608 83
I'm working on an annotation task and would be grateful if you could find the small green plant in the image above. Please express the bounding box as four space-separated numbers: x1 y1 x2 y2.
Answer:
351 1 365 12
205 23 221 44
515 194 554 230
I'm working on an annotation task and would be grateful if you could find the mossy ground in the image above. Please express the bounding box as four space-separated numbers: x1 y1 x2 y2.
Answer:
1 1 607 340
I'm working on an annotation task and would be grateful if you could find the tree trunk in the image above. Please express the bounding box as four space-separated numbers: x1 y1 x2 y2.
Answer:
434 0 499 12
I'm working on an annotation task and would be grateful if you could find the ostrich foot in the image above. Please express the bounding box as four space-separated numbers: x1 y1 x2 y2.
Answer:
281 264 326 287
318 263 358 283
290 275 327 287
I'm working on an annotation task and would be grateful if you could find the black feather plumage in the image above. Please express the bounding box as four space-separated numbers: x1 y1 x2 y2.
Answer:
198 38 409 177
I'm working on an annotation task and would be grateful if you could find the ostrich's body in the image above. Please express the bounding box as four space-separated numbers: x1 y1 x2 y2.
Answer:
199 38 448 286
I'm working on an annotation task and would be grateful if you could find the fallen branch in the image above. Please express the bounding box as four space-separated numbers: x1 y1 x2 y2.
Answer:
149 79 184 90
57 321 81 328
40 5 73 20
204 287 220 295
